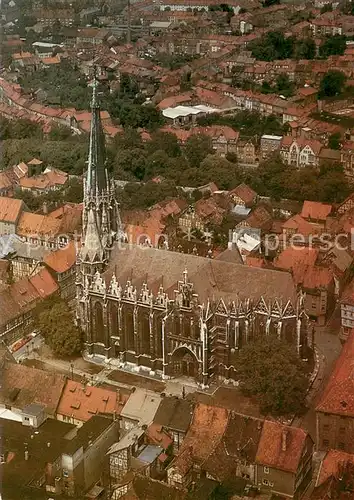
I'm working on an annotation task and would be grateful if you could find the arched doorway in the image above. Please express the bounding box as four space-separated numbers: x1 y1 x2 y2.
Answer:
170 347 199 378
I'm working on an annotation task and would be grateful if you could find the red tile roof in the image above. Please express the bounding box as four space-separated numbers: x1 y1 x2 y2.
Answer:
301 201 332 221
317 450 354 487
274 247 333 289
29 268 59 298
282 214 319 237
256 421 308 473
172 403 229 474
44 241 76 274
316 331 354 416
229 183 257 205
0 196 23 223
57 379 127 423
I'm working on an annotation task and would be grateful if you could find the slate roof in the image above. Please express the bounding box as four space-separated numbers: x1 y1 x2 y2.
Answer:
105 245 297 305
153 396 194 433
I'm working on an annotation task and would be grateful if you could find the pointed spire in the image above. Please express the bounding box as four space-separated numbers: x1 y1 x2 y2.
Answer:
86 72 107 195
81 208 105 263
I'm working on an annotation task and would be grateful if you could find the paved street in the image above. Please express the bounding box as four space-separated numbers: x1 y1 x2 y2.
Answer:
295 325 342 440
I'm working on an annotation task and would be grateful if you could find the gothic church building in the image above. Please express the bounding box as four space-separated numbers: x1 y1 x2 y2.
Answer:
76 83 308 387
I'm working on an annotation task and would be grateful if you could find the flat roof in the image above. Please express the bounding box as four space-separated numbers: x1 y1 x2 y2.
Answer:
137 444 163 464
163 104 217 119
261 134 283 140
150 21 171 28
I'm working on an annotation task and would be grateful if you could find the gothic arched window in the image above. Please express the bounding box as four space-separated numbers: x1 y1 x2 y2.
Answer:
126 309 135 351
110 302 118 337
94 302 105 344
141 313 150 355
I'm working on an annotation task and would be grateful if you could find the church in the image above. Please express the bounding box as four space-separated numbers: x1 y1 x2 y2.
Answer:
76 82 309 387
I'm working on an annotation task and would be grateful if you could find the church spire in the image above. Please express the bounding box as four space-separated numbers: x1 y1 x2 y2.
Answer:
86 75 107 195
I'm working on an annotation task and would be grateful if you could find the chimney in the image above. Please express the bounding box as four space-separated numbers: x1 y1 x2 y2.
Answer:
24 450 29 461
47 442 51 448
42 201 48 215
281 429 288 452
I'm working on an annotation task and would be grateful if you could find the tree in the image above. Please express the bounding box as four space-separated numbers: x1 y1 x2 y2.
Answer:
235 338 308 416
319 70 347 97
276 73 295 97
35 297 82 357
319 34 347 58
295 37 316 60
184 134 214 168
65 177 83 203
49 124 72 141
328 132 341 150
147 131 181 157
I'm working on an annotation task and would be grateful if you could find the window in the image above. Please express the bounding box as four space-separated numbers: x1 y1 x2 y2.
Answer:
63 471 69 478
323 439 329 447
264 467 269 474
323 424 329 431
339 427 345 434
339 442 345 450
262 479 269 486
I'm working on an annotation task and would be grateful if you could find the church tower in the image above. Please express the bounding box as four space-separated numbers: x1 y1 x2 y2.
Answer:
76 78 122 324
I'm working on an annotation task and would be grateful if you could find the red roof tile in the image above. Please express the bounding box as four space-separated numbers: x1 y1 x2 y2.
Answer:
172 403 229 474
44 242 76 274
317 450 354 487
29 268 59 298
57 379 127 423
256 421 308 473
316 331 354 416
301 201 332 221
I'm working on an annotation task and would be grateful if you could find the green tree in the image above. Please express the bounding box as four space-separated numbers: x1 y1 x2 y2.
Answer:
49 124 72 141
147 131 181 157
65 177 83 203
276 74 295 97
184 134 214 168
35 297 82 357
235 338 308 416
319 70 347 97
295 38 316 60
319 34 347 58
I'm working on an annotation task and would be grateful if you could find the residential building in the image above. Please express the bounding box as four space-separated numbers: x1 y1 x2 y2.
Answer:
44 242 77 300
260 134 283 159
316 331 354 453
255 421 313 499
0 267 59 345
119 388 161 434
300 200 333 228
167 403 313 498
280 137 323 168
153 396 194 452
0 360 66 419
56 379 128 427
229 183 257 208
0 196 25 235
61 415 119 497
273 247 335 325
312 449 354 498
